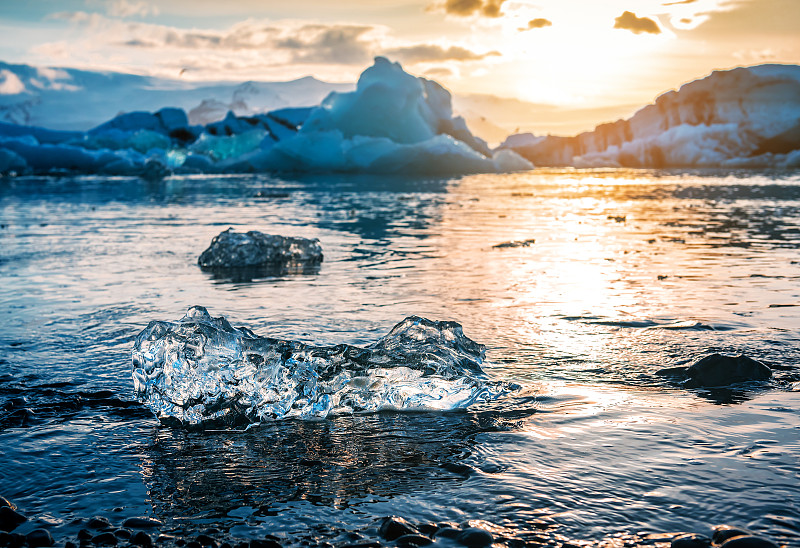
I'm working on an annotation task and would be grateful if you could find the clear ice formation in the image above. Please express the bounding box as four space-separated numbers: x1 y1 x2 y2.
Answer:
132 306 509 426
197 229 323 269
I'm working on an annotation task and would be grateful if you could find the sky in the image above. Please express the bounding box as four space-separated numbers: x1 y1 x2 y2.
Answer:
0 0 798 108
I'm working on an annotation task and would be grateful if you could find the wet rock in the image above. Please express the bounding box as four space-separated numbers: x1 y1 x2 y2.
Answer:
92 532 118 545
378 517 417 541
712 526 752 545
65 542 77 548
687 354 771 387
196 534 217 547
122 518 162 529
657 354 772 387
0 498 14 510
434 527 461 539
249 539 281 548
77 530 93 540
9 533 25 548
131 532 153 547
113 529 132 540
87 517 112 530
492 238 536 249
0 531 9 547
456 528 493 547
395 534 431 547
719 536 779 548
198 229 323 269
26 529 54 547
186 541 202 548
416 523 439 537
0 506 26 532
671 533 711 548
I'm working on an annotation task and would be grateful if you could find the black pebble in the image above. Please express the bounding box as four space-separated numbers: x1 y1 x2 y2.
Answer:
712 526 752 545
26 529 54 547
0 507 26 533
719 537 779 548
456 528 493 548
671 533 711 548
378 517 416 541
249 539 281 548
416 523 438 537
0 498 13 510
87 517 112 530
435 528 461 540
77 530 93 540
8 533 25 548
114 529 131 540
196 535 217 547
92 532 118 545
186 541 202 548
65 542 77 548
121 518 162 530
131 532 152 547
220 543 231 548
395 534 431 547
0 531 10 547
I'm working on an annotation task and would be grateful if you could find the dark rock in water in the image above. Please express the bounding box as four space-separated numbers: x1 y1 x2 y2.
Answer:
113 529 131 540
0 506 26 532
671 533 711 548
0 531 10 546
378 517 417 541
395 533 432 547
416 523 439 537
122 517 162 529
456 528 493 547
434 528 461 539
0 498 13 510
77 530 93 540
92 532 118 545
657 354 771 387
26 529 53 547
9 532 25 548
65 542 77 548
196 534 217 546
686 354 772 387
198 229 323 270
131 532 153 547
719 536 779 548
87 517 112 530
249 539 281 548
712 526 752 545
492 238 536 249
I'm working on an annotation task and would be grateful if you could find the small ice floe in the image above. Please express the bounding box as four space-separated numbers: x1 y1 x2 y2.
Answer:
198 228 322 270
131 306 511 426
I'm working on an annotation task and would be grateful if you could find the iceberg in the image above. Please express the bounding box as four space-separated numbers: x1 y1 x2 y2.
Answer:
131 306 510 426
500 64 800 168
0 58 530 177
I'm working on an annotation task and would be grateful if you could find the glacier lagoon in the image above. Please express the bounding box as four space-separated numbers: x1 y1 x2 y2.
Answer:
1 169 800 547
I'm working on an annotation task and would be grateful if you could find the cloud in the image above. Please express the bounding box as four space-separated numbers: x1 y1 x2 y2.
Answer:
106 0 159 18
520 18 552 31
613 11 661 34
663 0 697 5
425 67 455 78
382 44 500 63
275 25 375 64
442 0 507 18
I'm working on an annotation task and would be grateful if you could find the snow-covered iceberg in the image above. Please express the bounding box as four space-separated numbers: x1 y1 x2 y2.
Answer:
500 64 800 168
131 306 511 426
0 58 530 177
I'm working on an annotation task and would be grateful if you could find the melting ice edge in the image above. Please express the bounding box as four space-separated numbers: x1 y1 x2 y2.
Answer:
132 306 512 426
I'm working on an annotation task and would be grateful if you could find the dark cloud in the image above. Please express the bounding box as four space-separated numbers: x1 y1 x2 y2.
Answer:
382 44 499 63
443 0 506 18
276 25 374 64
613 11 661 34
520 18 552 31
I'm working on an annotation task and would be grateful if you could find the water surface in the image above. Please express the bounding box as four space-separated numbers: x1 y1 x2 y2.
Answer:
1 169 799 546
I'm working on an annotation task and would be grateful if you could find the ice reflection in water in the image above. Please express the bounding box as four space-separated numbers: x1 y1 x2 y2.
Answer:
1 170 800 546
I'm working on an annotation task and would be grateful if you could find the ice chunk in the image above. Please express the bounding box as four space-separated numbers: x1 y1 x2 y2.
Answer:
198 228 323 268
189 128 268 161
131 306 510 425
0 147 27 174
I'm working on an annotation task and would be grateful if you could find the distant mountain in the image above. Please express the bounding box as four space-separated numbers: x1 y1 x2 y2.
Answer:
0 62 353 130
500 64 800 169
